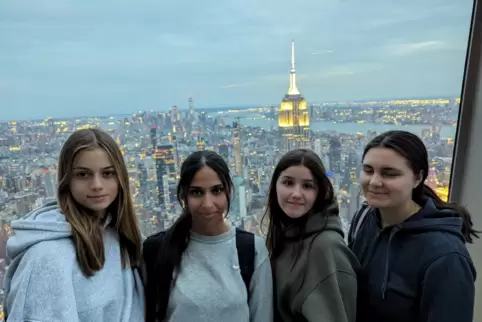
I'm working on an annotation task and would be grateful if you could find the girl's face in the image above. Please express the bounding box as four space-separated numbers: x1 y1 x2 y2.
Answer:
186 166 228 222
276 165 318 218
70 148 119 216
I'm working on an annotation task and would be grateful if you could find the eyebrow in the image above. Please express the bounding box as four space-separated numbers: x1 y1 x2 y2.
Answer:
73 166 114 171
189 184 224 189
281 175 314 182
363 164 400 171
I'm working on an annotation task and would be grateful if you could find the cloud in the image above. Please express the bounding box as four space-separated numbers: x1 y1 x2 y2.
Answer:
311 50 334 56
388 40 449 56
0 0 475 119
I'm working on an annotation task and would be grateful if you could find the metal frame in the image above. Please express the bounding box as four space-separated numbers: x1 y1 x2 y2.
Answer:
449 0 482 320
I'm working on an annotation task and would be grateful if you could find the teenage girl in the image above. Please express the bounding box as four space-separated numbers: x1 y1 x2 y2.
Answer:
264 149 359 322
143 150 273 322
349 130 477 322
4 128 144 321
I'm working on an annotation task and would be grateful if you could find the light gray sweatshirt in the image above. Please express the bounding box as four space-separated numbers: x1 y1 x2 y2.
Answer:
3 201 145 322
166 227 273 322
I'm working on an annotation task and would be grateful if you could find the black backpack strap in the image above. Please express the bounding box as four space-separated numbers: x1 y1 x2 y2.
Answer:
143 231 166 274
235 227 255 301
143 231 166 322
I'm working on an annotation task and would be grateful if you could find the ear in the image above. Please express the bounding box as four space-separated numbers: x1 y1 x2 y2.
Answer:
413 170 424 188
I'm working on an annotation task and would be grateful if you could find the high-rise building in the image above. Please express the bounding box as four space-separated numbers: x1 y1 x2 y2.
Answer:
150 126 157 149
154 145 176 212
278 40 310 152
43 169 57 198
218 143 230 163
196 137 206 151
329 137 342 174
233 120 242 176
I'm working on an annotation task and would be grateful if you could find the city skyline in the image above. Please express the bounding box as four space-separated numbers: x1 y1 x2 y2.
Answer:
0 0 474 120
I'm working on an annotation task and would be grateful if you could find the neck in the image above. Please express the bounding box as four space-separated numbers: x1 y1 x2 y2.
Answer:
191 218 230 236
379 200 421 228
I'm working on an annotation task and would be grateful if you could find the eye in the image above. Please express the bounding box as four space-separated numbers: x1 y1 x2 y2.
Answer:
75 171 89 177
382 171 399 177
211 186 225 195
282 179 294 186
362 167 373 174
303 183 314 189
188 189 203 196
103 170 116 177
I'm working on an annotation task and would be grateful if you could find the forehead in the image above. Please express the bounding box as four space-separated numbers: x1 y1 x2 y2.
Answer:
363 147 411 171
73 148 112 169
191 166 222 187
279 165 313 181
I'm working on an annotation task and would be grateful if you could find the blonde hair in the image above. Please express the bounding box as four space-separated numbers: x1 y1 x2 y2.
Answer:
57 128 142 276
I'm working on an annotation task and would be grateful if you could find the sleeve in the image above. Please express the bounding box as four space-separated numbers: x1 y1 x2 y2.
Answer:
5 247 79 322
420 253 475 322
248 237 274 322
301 271 357 322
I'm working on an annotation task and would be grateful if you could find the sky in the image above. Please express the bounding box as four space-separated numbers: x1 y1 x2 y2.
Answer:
0 0 475 120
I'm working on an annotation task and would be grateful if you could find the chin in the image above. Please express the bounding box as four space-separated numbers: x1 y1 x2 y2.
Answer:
284 211 306 219
85 202 110 213
366 199 390 209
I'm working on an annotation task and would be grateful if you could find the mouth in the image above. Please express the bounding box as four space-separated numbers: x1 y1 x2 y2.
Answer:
87 195 107 200
368 191 387 196
287 202 304 206
199 212 220 217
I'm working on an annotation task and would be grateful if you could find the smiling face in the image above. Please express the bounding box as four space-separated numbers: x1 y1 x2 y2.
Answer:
186 166 228 222
361 147 422 210
275 165 318 219
70 148 119 216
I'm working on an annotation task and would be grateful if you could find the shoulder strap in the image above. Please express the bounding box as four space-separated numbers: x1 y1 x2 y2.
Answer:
143 231 166 270
351 206 371 240
143 231 167 322
235 227 255 301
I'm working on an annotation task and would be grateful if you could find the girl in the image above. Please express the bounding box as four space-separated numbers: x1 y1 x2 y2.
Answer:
349 130 477 322
4 128 144 321
263 148 359 322
143 150 273 322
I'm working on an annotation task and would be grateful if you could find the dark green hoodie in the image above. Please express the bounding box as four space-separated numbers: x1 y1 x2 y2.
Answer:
273 204 359 322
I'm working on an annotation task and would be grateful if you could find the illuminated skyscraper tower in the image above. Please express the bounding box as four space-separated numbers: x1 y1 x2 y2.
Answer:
278 40 310 152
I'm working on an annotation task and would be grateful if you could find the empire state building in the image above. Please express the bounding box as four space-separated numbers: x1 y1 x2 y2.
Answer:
278 40 310 152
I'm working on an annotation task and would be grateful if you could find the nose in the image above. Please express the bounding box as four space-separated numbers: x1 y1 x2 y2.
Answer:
201 194 216 210
369 173 383 187
291 184 302 198
90 174 103 191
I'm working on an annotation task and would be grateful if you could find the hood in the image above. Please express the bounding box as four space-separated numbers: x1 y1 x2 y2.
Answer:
396 198 464 241
283 202 343 240
364 198 467 300
7 200 72 260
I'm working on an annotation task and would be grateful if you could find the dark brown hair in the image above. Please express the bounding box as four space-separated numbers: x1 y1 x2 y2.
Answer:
261 148 335 259
364 130 479 243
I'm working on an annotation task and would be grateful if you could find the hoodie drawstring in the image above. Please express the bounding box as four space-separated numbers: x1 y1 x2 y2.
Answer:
381 226 401 299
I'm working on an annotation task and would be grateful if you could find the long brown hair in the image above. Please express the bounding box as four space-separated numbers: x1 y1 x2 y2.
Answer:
57 128 142 276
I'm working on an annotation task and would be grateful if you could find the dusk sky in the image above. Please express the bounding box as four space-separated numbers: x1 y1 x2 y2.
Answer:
0 0 474 120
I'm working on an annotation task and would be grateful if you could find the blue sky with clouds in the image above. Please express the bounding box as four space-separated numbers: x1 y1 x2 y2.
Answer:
0 0 474 120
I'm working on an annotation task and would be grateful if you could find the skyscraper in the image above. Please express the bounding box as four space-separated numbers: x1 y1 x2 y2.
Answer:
278 40 310 152
233 120 242 176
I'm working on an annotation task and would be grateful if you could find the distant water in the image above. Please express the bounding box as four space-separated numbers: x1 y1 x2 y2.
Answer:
224 116 457 139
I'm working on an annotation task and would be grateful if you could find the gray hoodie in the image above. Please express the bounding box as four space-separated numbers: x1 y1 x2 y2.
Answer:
3 201 145 322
